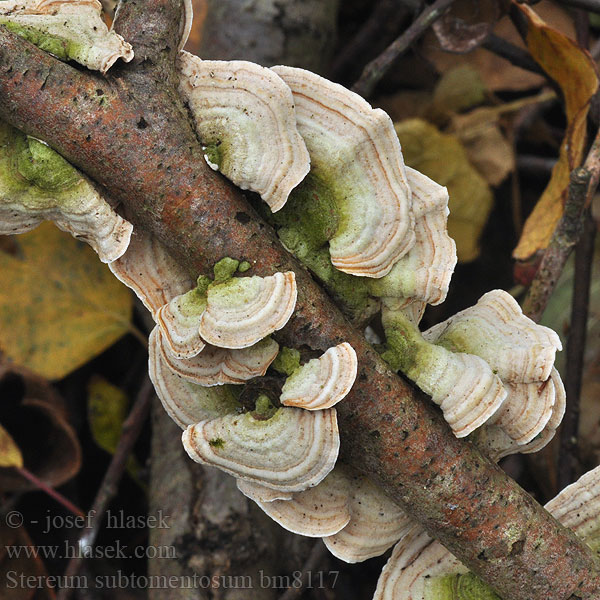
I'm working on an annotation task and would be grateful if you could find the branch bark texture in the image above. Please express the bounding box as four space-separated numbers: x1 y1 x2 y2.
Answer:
0 4 599 598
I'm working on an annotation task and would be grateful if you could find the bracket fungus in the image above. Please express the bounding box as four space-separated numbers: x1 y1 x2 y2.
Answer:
0 124 132 263
253 468 352 537
198 271 297 349
157 332 279 387
374 463 600 600
0 0 133 74
108 229 194 318
178 52 310 212
271 65 415 278
148 327 241 429
182 406 339 492
322 467 413 563
280 342 358 410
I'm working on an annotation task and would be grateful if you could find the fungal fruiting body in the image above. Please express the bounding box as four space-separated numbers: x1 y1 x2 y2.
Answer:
0 0 133 74
0 123 132 263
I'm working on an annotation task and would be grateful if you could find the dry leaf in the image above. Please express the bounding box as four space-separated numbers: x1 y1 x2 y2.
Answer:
0 522 56 600
0 423 23 469
396 118 493 262
0 223 133 379
0 364 81 491
422 1 575 91
512 4 599 260
450 107 515 186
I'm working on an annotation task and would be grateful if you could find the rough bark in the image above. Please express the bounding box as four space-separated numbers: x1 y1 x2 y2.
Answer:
1 3 599 598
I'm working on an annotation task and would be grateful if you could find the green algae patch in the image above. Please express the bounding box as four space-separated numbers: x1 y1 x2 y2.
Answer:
208 437 225 448
238 261 252 273
272 347 301 376
0 21 78 62
14 137 80 192
203 142 223 170
253 394 278 420
425 573 501 600
213 257 240 282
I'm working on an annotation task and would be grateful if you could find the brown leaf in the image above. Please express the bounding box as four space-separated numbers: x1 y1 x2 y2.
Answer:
422 1 575 91
0 364 81 491
450 107 515 186
0 522 56 600
512 4 599 260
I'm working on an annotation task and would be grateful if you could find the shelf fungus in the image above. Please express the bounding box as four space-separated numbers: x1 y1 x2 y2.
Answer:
0 125 132 263
322 467 413 563
198 271 297 349
158 333 279 387
423 290 561 384
156 276 209 360
381 306 506 438
0 0 133 74
182 405 339 492
374 463 600 600
254 468 352 537
148 327 241 429
369 168 457 310
108 229 194 318
280 342 358 410
472 368 565 462
271 65 414 278
177 53 310 212
236 480 294 503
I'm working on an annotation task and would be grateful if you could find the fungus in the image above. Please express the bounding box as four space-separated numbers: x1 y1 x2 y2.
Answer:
148 327 240 429
280 342 358 410
155 276 209 359
177 52 310 212
271 65 415 278
108 229 194 317
381 305 506 438
374 462 600 600
198 271 297 349
182 406 339 492
254 468 352 537
0 0 133 74
157 332 279 386
0 125 132 263
369 168 457 309
236 480 294 503
423 290 561 384
322 467 413 563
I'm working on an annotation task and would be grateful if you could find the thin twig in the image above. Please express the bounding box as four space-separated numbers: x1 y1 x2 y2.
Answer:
482 33 545 76
523 127 600 322
517 155 557 175
16 467 85 518
279 541 329 600
555 0 600 13
56 376 153 600
352 0 457 97
558 211 597 490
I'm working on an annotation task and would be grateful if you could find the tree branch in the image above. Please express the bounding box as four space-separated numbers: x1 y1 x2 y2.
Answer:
522 127 600 322
351 0 457 97
1 9 600 599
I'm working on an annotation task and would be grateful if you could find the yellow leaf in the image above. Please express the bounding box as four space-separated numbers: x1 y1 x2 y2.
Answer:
88 375 129 454
87 375 143 485
396 118 493 262
0 423 23 468
0 223 133 379
513 3 599 260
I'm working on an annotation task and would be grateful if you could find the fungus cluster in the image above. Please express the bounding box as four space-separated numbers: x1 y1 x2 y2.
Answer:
0 2 589 598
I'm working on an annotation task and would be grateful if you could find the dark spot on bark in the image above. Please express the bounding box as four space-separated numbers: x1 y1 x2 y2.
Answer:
96 88 104 96
137 117 148 129
509 539 525 557
235 212 251 224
